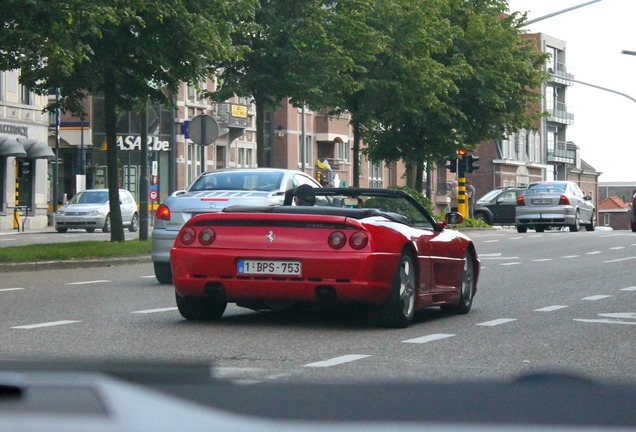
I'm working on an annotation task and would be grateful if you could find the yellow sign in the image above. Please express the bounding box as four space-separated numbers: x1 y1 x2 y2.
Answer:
231 104 247 118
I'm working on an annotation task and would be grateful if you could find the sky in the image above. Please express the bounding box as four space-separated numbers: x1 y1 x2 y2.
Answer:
507 0 636 183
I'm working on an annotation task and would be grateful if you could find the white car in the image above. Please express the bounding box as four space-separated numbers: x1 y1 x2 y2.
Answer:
151 168 321 284
55 189 139 233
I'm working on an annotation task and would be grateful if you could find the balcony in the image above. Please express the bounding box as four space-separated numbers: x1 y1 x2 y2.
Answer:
546 101 574 125
548 62 573 86
547 141 577 164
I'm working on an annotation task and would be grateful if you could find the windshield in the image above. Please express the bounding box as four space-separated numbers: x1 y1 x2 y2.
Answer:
476 189 503 203
189 171 285 192
526 182 567 194
68 191 109 204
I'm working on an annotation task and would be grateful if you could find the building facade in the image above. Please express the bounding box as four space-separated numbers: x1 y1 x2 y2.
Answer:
0 70 54 230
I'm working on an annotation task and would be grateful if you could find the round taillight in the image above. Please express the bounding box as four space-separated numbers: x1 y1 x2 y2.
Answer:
180 227 196 245
328 231 346 250
156 204 171 221
349 231 368 250
198 227 216 245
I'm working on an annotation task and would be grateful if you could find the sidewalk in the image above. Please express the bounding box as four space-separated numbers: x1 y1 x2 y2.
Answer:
0 255 152 273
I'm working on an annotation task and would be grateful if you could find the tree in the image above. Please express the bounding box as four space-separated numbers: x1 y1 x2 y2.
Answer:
211 0 352 168
363 0 548 191
0 0 256 241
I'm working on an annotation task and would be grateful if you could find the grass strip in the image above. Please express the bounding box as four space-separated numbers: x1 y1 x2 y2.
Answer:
0 240 152 263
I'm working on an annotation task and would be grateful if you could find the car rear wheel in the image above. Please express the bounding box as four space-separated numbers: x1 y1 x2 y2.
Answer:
129 213 139 232
474 212 490 225
86 228 95 233
56 228 68 233
154 262 173 284
585 213 596 232
535 226 545 233
378 251 416 328
516 225 528 233
102 215 111 233
441 252 475 315
632 222 636 233
176 291 227 321
569 211 580 232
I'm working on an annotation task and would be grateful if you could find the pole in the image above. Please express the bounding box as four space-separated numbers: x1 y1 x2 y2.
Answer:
457 155 468 217
524 0 603 25
53 88 60 211
301 105 306 172
139 103 149 241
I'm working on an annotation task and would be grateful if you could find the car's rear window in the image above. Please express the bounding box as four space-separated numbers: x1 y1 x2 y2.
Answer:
527 182 566 194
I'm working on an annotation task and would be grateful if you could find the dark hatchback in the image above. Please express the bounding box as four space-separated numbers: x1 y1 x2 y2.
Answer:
473 187 526 225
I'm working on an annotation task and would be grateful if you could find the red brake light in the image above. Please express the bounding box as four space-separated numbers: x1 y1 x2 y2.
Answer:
198 228 216 245
349 231 368 250
179 227 196 245
156 204 171 221
517 196 525 206
559 195 570 205
328 231 346 250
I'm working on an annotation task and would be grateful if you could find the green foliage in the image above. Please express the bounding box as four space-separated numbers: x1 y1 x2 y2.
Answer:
388 185 434 215
0 240 151 263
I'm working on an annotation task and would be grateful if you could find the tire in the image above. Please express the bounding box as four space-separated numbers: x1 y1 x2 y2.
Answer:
516 225 528 233
86 228 95 233
441 252 475 315
129 213 139 232
632 222 636 233
176 291 227 321
56 228 68 233
154 261 173 285
535 226 545 233
102 215 111 233
474 212 490 225
585 213 596 232
378 251 417 328
569 211 580 232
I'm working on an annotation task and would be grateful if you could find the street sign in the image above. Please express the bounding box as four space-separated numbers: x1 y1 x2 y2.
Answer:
149 189 158 201
187 114 219 146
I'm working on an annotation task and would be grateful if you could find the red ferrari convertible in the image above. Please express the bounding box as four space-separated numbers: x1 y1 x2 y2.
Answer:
170 188 479 328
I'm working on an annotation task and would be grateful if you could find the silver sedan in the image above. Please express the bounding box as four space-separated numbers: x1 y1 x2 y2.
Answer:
515 181 595 233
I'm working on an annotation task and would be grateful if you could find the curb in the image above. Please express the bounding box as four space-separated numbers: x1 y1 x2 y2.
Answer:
0 255 152 273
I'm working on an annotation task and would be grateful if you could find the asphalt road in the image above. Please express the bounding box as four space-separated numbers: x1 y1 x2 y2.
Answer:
1 228 634 385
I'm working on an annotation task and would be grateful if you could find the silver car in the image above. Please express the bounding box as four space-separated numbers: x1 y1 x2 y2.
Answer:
515 181 595 233
55 189 139 233
151 168 321 284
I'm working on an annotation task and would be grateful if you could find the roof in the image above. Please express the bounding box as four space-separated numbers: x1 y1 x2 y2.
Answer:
598 196 631 212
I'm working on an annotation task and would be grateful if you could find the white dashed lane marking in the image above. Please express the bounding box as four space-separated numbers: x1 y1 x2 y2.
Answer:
66 280 110 285
586 251 602 255
403 334 455 344
0 288 24 292
562 255 579 259
476 318 517 327
131 307 178 314
532 259 552 262
304 355 370 368
535 305 568 312
499 262 521 266
603 257 636 263
12 320 81 329
620 286 636 291
582 295 611 301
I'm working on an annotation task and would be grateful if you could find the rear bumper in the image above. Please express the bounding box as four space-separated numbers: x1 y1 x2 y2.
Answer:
516 208 575 226
171 248 400 305
151 228 179 263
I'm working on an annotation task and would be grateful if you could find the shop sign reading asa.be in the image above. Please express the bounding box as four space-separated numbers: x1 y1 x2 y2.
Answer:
116 135 170 152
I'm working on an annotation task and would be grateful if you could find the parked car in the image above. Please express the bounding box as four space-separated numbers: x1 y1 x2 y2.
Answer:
54 189 139 233
473 187 526 225
170 187 479 328
152 168 321 284
515 181 595 233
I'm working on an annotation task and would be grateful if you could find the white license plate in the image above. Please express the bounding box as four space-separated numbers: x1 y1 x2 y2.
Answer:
531 198 551 205
238 259 302 276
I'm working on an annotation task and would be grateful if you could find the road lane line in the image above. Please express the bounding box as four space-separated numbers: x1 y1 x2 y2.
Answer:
476 318 517 327
0 288 24 292
574 319 636 325
532 259 552 262
562 255 579 259
304 355 370 368
141 275 156 279
582 295 611 301
609 247 626 250
132 307 178 314
12 320 80 329
586 251 602 255
483 240 499 243
66 280 110 285
403 333 455 344
620 286 636 291
603 257 636 263
499 262 521 266
535 305 568 312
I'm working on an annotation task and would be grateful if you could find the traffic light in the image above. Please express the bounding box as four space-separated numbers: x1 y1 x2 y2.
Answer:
446 158 457 173
466 154 480 173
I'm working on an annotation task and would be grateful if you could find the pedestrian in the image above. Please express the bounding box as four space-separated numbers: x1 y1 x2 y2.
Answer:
293 184 316 206
466 180 476 219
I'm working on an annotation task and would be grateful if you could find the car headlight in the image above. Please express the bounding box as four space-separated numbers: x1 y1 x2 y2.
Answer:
88 210 99 216
56 210 66 216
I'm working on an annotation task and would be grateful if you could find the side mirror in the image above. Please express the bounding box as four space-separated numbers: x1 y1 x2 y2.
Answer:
445 212 463 226
584 196 592 201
